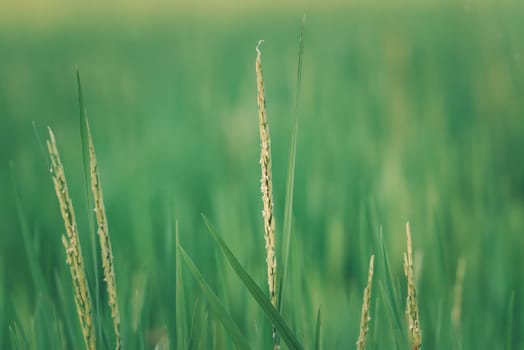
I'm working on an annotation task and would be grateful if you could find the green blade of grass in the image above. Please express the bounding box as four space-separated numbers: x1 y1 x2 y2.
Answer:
202 215 304 350
314 306 321 350
75 68 101 342
505 291 515 350
175 220 188 350
187 298 207 350
279 14 306 317
76 68 91 191
378 227 403 334
186 298 200 350
32 121 51 171
378 282 402 350
212 316 226 350
177 244 251 350
378 280 404 349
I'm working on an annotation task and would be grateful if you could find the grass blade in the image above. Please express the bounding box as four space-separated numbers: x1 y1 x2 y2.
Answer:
75 68 102 344
378 228 403 334
314 307 321 350
505 291 515 350
177 244 251 350
76 68 91 192
202 215 304 350
186 299 200 350
32 121 51 171
279 13 306 317
378 282 401 350
175 221 188 350
187 298 208 350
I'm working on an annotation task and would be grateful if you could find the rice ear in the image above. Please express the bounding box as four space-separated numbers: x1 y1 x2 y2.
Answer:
404 222 422 350
86 119 122 350
356 255 375 350
47 128 96 350
256 39 279 349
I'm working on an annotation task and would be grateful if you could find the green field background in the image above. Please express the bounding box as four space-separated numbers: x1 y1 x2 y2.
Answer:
1 3 523 349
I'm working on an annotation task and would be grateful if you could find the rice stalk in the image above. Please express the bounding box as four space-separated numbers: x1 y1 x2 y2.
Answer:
403 222 422 350
356 255 374 350
86 119 121 350
256 39 279 349
47 128 95 350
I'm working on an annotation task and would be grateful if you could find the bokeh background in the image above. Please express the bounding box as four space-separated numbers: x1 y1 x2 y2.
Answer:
1 1 523 349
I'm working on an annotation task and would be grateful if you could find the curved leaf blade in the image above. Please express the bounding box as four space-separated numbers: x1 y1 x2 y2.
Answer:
178 244 251 350
202 215 304 350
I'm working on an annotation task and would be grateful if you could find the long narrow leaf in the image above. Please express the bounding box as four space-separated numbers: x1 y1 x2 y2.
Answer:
379 228 403 334
186 299 200 350
314 307 321 350
32 121 51 171
505 292 515 350
175 220 188 350
378 282 402 349
178 245 251 350
75 68 101 341
202 215 304 350
187 299 208 350
279 14 306 316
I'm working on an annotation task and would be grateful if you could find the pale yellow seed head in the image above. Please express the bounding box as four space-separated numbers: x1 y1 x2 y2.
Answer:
86 119 121 350
404 222 422 350
256 40 279 349
357 255 375 350
48 128 95 350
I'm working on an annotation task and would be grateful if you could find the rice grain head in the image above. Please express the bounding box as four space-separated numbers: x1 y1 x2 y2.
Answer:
403 222 422 350
47 128 96 350
256 39 278 349
356 255 375 350
86 119 122 350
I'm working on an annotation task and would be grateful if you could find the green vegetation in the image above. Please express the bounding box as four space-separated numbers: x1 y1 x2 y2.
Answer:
1 5 523 349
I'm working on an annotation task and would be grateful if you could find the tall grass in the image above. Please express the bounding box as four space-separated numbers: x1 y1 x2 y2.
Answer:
2 8 523 350
46 74 122 349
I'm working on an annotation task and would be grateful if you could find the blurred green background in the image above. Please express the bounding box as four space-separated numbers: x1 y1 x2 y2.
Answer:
1 1 523 349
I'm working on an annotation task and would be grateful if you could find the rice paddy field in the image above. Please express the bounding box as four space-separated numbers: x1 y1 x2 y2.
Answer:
1 2 523 349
